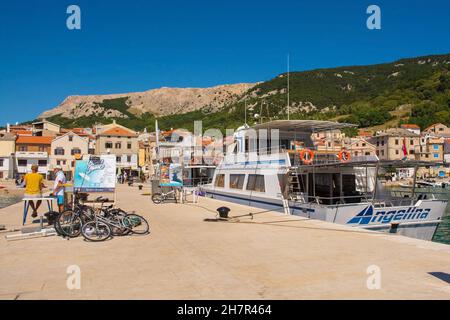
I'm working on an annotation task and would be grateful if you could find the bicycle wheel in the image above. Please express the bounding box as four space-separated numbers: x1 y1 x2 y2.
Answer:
151 193 164 204
56 210 82 238
53 212 65 236
108 209 132 236
81 221 111 242
124 214 150 235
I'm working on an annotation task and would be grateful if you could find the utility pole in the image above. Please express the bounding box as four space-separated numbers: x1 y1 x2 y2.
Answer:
244 98 247 126
287 53 290 120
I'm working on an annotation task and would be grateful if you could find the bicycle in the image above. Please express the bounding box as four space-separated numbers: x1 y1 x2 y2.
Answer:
151 187 179 204
55 192 96 238
81 197 150 242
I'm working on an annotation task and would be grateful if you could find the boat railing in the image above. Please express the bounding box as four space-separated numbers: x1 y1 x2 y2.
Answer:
288 193 424 208
183 177 213 187
389 189 441 201
289 193 371 205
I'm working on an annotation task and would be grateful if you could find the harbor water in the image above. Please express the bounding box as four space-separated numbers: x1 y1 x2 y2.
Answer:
0 194 22 210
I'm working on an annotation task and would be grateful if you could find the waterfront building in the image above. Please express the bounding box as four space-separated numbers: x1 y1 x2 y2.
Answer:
400 124 421 135
95 123 139 177
369 128 420 161
31 120 61 137
50 131 89 180
422 123 450 138
14 136 52 178
343 136 377 158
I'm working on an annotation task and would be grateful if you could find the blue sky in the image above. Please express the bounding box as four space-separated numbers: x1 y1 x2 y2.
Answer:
1 0 449 124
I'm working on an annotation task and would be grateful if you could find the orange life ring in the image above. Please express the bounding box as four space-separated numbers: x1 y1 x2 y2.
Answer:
338 150 351 163
299 149 315 164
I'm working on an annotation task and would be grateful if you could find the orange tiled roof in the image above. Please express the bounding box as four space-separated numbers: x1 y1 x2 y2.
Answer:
15 130 33 136
100 127 137 137
357 130 373 137
16 136 53 145
401 124 420 129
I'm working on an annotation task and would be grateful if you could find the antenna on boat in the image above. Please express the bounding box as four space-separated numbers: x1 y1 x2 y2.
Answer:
287 53 290 120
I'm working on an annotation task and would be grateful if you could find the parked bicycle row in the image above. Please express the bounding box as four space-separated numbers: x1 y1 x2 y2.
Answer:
49 192 150 242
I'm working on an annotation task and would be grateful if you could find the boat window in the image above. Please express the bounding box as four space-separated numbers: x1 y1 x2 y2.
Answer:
247 174 265 192
214 174 225 188
229 174 245 189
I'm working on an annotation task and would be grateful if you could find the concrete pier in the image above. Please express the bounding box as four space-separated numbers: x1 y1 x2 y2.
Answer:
0 184 449 299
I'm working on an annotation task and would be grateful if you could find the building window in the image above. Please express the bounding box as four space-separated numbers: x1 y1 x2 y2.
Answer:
247 174 265 192
381 150 384 156
229 174 245 189
115 142 122 149
214 174 225 188
116 156 121 163
71 148 81 155
18 159 27 167
105 142 113 149
88 149 95 155
409 150 414 154
433 144 439 150
38 146 46 152
365 152 370 156
0 159 3 167
410 140 414 145
19 146 27 152
434 153 439 158
127 155 132 163
69 136 73 142
395 150 399 155
395 139 399 145
54 148 65 155
127 142 132 149
38 160 47 167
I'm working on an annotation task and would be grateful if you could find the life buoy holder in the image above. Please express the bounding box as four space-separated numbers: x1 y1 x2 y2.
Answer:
338 150 351 163
299 149 315 164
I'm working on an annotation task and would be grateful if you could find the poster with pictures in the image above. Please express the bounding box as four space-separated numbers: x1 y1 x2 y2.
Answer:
74 155 117 192
160 163 183 187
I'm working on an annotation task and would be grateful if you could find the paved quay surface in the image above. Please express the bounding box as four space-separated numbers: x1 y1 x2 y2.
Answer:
0 184 450 300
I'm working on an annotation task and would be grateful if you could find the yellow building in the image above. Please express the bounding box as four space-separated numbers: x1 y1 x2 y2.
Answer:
0 133 16 179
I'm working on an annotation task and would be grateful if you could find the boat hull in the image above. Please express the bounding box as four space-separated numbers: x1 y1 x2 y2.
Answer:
204 188 447 241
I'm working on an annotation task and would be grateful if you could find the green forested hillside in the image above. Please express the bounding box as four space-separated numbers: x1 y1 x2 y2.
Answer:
44 53 450 133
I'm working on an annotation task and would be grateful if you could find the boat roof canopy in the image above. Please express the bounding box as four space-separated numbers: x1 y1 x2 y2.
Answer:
302 159 445 169
252 120 356 133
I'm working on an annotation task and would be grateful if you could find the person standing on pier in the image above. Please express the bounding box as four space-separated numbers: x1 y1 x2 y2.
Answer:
52 165 67 212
